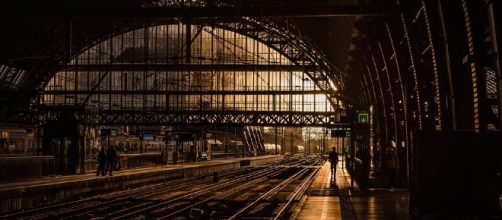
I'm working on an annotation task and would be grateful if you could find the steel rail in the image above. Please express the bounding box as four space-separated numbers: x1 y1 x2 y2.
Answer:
110 164 287 219
7 171 218 219
2 159 305 219
273 165 322 219
227 168 310 220
157 158 314 219
65 165 285 219
157 167 291 219
3 165 259 219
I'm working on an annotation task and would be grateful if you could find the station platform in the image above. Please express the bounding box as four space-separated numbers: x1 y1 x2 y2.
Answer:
0 155 282 215
295 159 410 220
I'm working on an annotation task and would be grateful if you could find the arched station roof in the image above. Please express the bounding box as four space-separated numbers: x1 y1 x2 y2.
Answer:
0 0 361 120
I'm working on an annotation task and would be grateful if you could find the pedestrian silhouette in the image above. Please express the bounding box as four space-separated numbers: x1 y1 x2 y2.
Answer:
329 147 339 176
106 146 117 176
97 147 106 176
385 147 399 188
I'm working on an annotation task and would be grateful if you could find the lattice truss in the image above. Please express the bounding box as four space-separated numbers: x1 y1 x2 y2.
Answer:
41 23 344 126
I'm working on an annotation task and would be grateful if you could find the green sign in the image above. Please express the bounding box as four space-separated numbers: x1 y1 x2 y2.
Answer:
358 113 369 123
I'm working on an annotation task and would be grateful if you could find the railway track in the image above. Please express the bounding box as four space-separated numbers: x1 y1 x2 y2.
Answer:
1 156 323 220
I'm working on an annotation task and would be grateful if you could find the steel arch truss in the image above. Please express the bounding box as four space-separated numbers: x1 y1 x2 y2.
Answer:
31 8 343 99
214 18 342 102
40 21 342 127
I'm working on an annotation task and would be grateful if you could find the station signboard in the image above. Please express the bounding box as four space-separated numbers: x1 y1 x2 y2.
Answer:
140 133 155 141
100 128 118 137
331 127 350 137
167 132 198 141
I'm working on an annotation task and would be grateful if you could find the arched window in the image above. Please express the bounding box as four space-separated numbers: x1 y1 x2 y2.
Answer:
43 24 336 113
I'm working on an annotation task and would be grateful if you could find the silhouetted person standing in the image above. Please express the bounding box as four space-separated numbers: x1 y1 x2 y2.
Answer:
173 149 178 164
385 147 399 188
360 148 372 188
106 146 117 176
97 147 106 176
190 145 196 162
329 147 339 176
179 147 184 163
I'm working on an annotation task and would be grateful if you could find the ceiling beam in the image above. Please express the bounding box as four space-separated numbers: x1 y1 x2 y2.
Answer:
62 64 317 72
42 90 337 96
3 5 397 18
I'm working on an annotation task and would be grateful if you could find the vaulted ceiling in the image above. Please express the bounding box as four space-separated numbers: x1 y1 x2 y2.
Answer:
0 0 385 119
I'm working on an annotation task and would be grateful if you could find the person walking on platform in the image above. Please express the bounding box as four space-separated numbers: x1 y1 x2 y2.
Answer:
96 147 106 176
106 146 117 176
385 147 399 188
360 148 372 188
328 147 339 176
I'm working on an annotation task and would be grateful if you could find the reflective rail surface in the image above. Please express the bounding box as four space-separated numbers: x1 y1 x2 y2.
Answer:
1 156 323 220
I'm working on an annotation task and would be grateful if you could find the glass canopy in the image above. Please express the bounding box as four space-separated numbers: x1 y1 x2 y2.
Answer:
43 24 336 113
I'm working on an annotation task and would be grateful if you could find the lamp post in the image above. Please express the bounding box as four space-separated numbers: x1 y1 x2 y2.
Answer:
275 127 278 154
205 132 212 160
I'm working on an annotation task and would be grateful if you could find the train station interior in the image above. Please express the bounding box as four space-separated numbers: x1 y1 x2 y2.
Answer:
0 0 501 219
